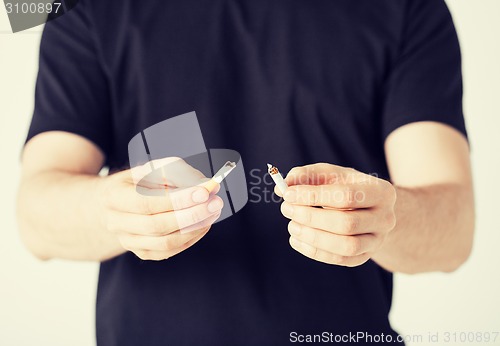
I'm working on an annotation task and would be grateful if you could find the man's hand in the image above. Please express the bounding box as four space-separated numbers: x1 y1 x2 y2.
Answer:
277 163 397 267
101 157 224 261
18 132 225 262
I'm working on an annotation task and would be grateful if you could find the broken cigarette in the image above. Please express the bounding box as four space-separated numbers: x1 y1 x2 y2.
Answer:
203 161 237 192
267 163 288 194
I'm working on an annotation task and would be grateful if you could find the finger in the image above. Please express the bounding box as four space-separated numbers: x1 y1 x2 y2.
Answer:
119 226 210 252
280 202 388 235
287 221 380 256
274 185 284 198
107 196 224 235
131 157 208 188
136 163 221 195
107 184 211 214
285 163 363 186
156 158 208 187
282 183 385 209
289 237 371 267
180 211 221 234
133 228 209 261
172 196 223 229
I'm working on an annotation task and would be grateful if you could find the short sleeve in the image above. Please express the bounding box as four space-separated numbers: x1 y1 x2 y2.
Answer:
26 0 112 158
382 0 467 140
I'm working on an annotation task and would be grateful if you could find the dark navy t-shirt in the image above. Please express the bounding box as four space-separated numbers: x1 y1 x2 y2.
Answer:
27 0 466 345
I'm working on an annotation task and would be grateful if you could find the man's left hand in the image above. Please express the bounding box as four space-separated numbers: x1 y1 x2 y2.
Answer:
278 163 397 267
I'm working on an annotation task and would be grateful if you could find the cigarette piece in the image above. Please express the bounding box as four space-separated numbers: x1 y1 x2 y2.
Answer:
203 161 236 192
267 163 288 194
213 161 236 183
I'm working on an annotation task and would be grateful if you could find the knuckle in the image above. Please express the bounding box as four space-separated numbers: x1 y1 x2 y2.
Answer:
163 236 175 250
148 215 165 235
311 229 319 248
138 196 153 215
309 189 319 205
344 237 362 256
190 209 204 225
342 213 359 234
341 188 357 208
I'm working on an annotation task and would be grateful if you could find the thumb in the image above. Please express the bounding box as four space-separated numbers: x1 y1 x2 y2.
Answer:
132 157 208 188
284 163 362 186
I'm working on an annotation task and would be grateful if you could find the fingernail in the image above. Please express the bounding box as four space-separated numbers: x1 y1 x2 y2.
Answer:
284 190 296 202
192 188 209 203
207 198 223 213
288 222 301 235
281 203 294 217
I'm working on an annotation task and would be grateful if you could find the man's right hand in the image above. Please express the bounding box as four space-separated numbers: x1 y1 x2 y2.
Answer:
100 157 224 261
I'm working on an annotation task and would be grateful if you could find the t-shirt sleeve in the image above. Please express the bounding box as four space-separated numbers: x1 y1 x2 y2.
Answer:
382 0 467 140
26 0 112 158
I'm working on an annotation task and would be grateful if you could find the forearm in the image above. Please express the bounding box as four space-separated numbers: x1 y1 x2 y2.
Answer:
17 170 125 261
372 183 475 274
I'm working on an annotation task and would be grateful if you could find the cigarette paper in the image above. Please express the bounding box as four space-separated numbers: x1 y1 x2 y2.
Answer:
267 163 288 194
203 161 236 192
213 161 236 183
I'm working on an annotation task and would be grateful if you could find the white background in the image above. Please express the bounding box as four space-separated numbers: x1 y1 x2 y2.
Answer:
1 1 499 345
